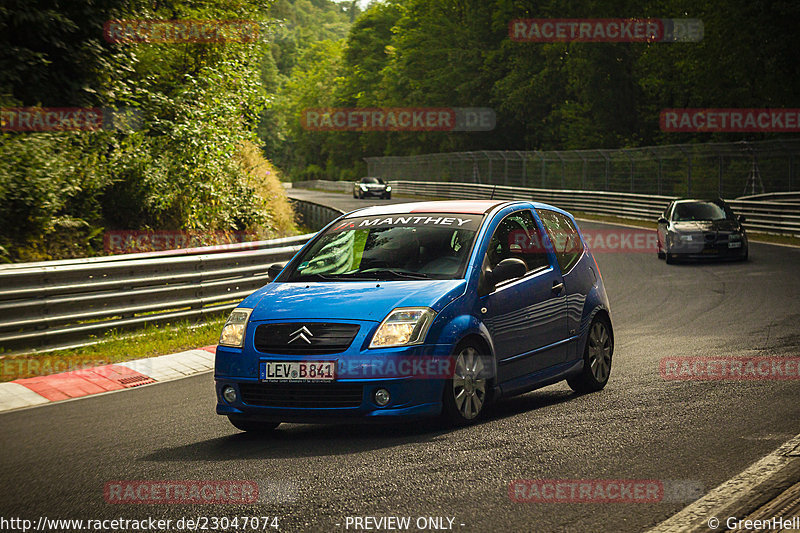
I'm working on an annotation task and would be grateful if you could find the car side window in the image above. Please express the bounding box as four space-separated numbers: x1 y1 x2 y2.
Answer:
485 210 549 273
536 209 584 273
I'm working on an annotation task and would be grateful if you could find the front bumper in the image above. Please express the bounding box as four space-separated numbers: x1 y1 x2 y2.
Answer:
357 188 389 197
668 235 747 260
215 344 453 422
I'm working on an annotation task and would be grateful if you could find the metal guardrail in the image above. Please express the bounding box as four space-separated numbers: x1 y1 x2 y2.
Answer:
290 180 353 194
0 240 310 354
0 201 349 354
390 180 800 234
2 185 795 355
0 233 311 273
289 198 346 231
737 191 800 203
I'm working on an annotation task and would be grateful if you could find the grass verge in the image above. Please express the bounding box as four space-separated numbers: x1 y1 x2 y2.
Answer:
0 317 225 382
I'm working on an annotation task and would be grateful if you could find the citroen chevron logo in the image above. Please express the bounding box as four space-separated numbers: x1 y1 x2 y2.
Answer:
288 326 313 344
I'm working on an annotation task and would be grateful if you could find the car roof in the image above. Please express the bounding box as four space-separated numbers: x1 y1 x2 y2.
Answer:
674 198 725 204
344 199 567 217
345 200 503 217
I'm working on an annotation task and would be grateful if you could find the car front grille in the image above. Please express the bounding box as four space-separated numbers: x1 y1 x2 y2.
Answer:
254 323 360 355
239 382 364 408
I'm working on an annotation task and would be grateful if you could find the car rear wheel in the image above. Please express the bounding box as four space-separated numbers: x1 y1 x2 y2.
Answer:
567 317 613 393
227 417 280 433
442 343 490 425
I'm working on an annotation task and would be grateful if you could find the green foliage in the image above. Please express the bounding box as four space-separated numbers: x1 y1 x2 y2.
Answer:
255 0 357 173
267 0 800 180
0 0 298 261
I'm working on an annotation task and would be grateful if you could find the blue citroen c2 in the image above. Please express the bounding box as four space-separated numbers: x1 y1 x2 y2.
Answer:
215 200 613 432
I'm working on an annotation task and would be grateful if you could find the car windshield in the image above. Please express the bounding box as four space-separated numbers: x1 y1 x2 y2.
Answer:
361 177 381 184
283 213 483 281
672 202 729 221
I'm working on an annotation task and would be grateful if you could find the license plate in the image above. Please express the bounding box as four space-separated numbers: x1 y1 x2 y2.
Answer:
728 241 742 248
260 361 336 382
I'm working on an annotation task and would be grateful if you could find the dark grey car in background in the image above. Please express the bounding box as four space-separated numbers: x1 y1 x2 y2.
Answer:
657 199 748 264
353 177 392 199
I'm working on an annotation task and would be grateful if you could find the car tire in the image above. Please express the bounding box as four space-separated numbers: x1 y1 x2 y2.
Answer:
353 191 358 198
441 341 491 425
567 317 613 394
657 250 665 260
385 193 392 200
665 252 675 264
227 417 280 433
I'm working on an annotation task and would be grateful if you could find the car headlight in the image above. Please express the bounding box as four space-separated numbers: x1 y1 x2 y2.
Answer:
386 186 392 191
219 308 253 348
370 307 436 349
360 184 368 190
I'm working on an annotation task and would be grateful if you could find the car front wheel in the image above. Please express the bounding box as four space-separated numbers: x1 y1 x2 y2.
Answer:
442 343 490 425
567 317 613 393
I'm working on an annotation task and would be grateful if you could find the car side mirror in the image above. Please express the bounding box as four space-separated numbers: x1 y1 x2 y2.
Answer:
488 258 527 287
657 216 668 224
738 215 746 223
268 263 286 281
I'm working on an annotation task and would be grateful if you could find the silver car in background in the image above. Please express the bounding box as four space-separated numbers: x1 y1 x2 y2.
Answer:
353 177 392 199
657 198 748 264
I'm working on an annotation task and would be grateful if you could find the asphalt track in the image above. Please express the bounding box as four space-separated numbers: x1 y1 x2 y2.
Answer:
1 190 799 532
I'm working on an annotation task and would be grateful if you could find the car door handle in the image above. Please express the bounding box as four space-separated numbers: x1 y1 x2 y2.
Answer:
552 281 564 293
